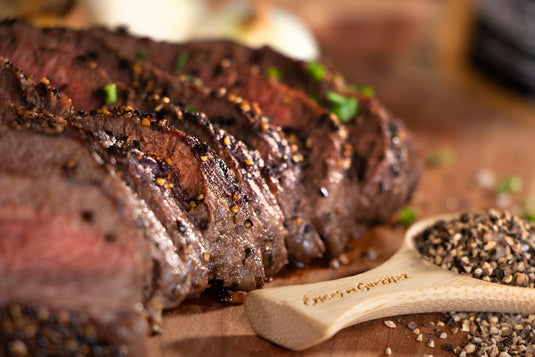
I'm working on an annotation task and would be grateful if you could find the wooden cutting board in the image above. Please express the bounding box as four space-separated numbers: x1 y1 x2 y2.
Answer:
146 51 535 357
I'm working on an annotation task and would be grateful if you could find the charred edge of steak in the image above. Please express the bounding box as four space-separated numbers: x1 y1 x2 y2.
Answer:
103 142 210 299
0 57 72 116
0 304 127 357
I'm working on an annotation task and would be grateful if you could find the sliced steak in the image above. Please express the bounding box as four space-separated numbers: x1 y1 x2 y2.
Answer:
96 141 210 298
0 19 421 270
116 61 323 264
64 25 421 257
0 22 324 264
0 45 268 288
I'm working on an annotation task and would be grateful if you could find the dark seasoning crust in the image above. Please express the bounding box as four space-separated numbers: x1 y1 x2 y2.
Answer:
0 20 421 356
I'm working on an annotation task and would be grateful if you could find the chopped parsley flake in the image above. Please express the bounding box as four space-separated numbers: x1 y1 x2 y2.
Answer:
267 66 281 80
184 105 198 113
307 61 325 82
96 83 117 105
522 199 535 222
399 207 417 226
354 84 375 97
174 52 189 71
326 91 358 122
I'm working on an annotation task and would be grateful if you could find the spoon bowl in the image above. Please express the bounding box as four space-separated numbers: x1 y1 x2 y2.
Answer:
244 214 535 351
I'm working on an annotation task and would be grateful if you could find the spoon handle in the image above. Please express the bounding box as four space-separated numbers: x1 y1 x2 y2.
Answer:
245 246 535 351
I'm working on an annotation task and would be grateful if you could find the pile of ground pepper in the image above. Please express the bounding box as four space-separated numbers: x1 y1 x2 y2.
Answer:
412 209 535 356
415 209 535 288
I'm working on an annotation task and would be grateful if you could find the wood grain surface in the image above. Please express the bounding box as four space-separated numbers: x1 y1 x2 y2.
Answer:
146 37 535 357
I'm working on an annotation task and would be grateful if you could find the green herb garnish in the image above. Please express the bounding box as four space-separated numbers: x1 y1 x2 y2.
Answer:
96 83 117 105
326 91 358 122
184 105 198 113
495 176 523 194
174 52 189 71
399 207 417 226
354 84 375 97
522 199 535 222
135 50 145 61
306 61 325 82
267 66 281 81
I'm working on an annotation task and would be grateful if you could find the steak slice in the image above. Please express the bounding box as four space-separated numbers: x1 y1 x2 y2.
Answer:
96 141 210 299
0 172 148 357
346 98 421 229
0 114 160 354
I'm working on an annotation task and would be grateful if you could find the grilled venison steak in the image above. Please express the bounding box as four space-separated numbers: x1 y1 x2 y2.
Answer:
0 22 324 263
0 20 421 356
0 50 286 288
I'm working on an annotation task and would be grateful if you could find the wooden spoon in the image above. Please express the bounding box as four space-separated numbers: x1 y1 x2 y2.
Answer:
244 214 535 351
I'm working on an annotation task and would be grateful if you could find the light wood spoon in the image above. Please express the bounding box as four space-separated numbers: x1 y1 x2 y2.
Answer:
245 214 535 351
